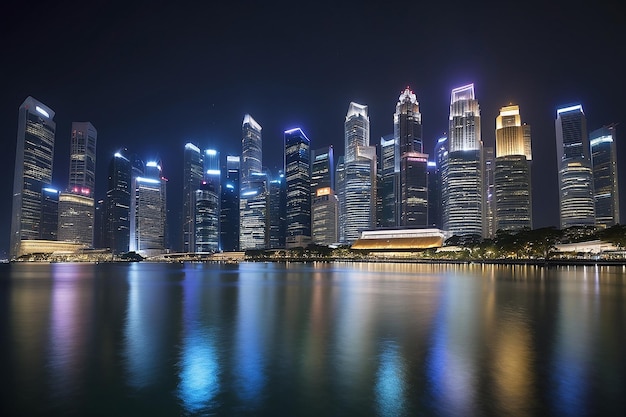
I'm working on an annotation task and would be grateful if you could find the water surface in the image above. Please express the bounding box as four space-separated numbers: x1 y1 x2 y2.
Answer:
1 262 625 416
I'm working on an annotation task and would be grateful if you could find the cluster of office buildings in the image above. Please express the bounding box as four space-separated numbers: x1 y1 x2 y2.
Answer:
9 86 620 259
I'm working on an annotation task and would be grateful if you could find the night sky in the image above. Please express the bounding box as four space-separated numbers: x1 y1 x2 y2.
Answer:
2 0 625 256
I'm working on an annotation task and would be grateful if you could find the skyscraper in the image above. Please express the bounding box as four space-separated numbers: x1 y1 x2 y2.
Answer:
429 136 448 229
444 84 484 237
130 161 167 256
194 181 220 253
41 187 60 241
221 155 240 251
339 103 376 243
378 134 397 228
10 97 56 259
241 114 262 188
268 172 287 249
494 105 532 233
68 122 97 193
239 172 268 250
58 122 97 247
555 104 595 228
311 146 337 245
284 128 311 248
395 87 428 227
106 150 132 254
590 124 620 228
182 143 203 252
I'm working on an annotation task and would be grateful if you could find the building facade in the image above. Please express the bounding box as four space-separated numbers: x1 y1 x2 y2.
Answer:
182 143 203 252
130 162 167 256
105 150 132 254
590 124 620 228
494 105 532 232
284 128 311 248
555 104 595 228
444 84 484 237
10 97 56 259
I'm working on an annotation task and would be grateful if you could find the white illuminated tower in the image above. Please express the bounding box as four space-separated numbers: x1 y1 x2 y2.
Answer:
10 97 56 259
443 84 484 237
130 161 168 256
284 128 311 248
241 114 262 188
494 105 532 232
555 104 595 228
339 102 376 243
182 143 203 252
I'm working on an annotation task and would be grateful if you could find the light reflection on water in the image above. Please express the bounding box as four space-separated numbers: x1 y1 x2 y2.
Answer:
1 262 625 416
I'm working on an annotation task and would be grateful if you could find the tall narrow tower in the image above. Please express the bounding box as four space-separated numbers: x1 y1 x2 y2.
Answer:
494 105 532 232
284 128 311 248
339 102 376 243
182 143 203 252
555 104 594 228
58 122 97 247
395 87 428 227
10 97 56 259
444 84 483 237
590 124 619 228
241 114 262 188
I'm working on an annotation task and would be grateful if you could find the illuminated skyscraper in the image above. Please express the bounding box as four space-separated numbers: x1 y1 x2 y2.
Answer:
194 181 220 252
10 97 56 259
239 173 268 250
57 192 94 245
494 105 532 232
339 103 376 243
241 114 262 187
311 146 337 245
590 124 620 228
443 84 484 237
268 172 287 249
555 104 595 228
130 161 167 256
284 128 311 248
58 121 97 247
221 155 240 251
69 122 97 193
483 146 496 237
429 136 448 229
344 102 370 163
378 134 397 228
395 87 428 227
41 187 60 241
182 143 203 252
106 150 132 254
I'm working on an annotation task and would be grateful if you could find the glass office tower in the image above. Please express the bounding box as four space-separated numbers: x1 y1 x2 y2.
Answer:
10 97 56 259
183 143 203 252
555 104 595 228
284 128 311 248
106 150 132 254
443 84 484 237
590 124 620 228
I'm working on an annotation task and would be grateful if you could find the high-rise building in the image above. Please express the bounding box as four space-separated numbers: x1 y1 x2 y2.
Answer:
483 146 496 237
494 105 532 233
284 128 311 248
339 103 376 244
105 150 132 254
41 187 60 241
444 84 484 237
241 114 262 188
590 124 620 228
194 181 220 252
69 122 97 193
395 87 428 227
130 161 167 256
312 187 338 246
57 192 94 245
311 146 334 200
428 136 448 229
10 97 56 259
221 155 240 251
239 173 268 250
339 147 377 243
378 134 397 228
311 146 336 245
58 121 97 247
268 172 287 249
182 143 203 252
555 104 595 228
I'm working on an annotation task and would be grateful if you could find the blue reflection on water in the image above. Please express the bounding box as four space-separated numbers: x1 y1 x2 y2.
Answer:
178 328 219 413
375 340 405 416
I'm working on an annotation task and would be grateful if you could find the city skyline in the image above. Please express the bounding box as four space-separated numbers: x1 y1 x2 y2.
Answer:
2 1 625 256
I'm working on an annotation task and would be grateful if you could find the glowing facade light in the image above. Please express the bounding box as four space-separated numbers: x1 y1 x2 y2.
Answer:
316 187 331 197
43 187 59 193
205 149 217 156
450 84 475 104
35 105 50 118
136 177 161 184
206 169 221 176
590 135 613 146
243 114 262 131
185 143 200 152
557 104 583 115
242 190 258 196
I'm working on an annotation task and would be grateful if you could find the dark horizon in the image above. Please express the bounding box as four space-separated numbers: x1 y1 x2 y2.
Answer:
2 0 625 256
